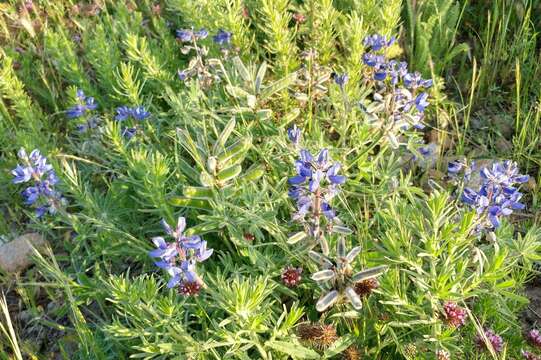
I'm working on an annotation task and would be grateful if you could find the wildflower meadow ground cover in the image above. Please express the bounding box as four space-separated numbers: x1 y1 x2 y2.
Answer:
1 1 541 359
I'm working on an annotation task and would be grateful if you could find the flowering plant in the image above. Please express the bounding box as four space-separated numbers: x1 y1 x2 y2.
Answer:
452 160 529 231
148 217 213 295
309 237 387 311
11 148 65 217
360 34 432 148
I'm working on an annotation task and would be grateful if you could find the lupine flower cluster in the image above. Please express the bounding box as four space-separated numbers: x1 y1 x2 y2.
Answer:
528 329 541 348
148 217 213 296
443 301 467 328
309 237 387 312
114 105 151 139
11 148 65 217
66 89 99 133
475 328 504 353
115 105 151 122
361 34 433 148
458 161 529 230
176 28 209 43
287 126 346 250
66 89 98 119
213 29 233 56
176 28 232 88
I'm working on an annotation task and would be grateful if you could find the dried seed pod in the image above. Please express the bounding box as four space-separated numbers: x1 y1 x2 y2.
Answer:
342 345 361 360
297 322 338 350
353 278 379 298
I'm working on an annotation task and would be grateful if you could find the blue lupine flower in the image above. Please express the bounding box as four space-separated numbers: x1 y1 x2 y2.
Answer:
149 236 178 261
66 90 98 119
363 53 385 67
333 73 349 88
363 34 395 51
176 28 208 42
194 28 208 40
448 160 464 174
414 93 429 112
178 70 188 81
176 29 193 42
149 217 213 295
22 187 40 205
321 202 336 220
131 106 151 121
76 89 86 100
374 67 387 81
85 96 97 110
287 124 301 145
404 72 433 90
213 29 232 45
66 104 87 119
115 106 151 122
121 127 137 139
288 143 345 223
419 147 431 156
195 241 214 262
480 161 529 187
11 148 64 217
115 106 132 121
11 165 32 184
326 163 346 184
460 161 528 231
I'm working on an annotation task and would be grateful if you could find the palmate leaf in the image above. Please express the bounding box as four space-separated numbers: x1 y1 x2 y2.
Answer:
260 71 298 100
169 197 212 210
241 165 266 183
232 56 252 83
311 269 335 282
212 117 237 154
183 186 213 200
216 137 252 166
216 164 242 182
345 287 362 310
255 62 268 94
308 251 333 268
351 265 388 282
316 290 339 312
287 231 308 244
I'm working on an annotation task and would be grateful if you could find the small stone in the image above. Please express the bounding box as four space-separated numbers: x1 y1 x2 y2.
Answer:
0 233 48 273
495 137 512 153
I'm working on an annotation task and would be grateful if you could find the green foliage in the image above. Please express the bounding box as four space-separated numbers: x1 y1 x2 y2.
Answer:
0 0 539 359
403 0 469 78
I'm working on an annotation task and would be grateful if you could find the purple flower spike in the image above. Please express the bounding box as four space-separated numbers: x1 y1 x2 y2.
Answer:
11 148 65 218
460 161 529 231
288 141 346 228
66 89 98 119
149 217 212 295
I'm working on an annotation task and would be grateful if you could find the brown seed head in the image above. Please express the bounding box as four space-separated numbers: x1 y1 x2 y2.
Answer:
354 278 379 298
343 345 361 360
297 323 338 350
